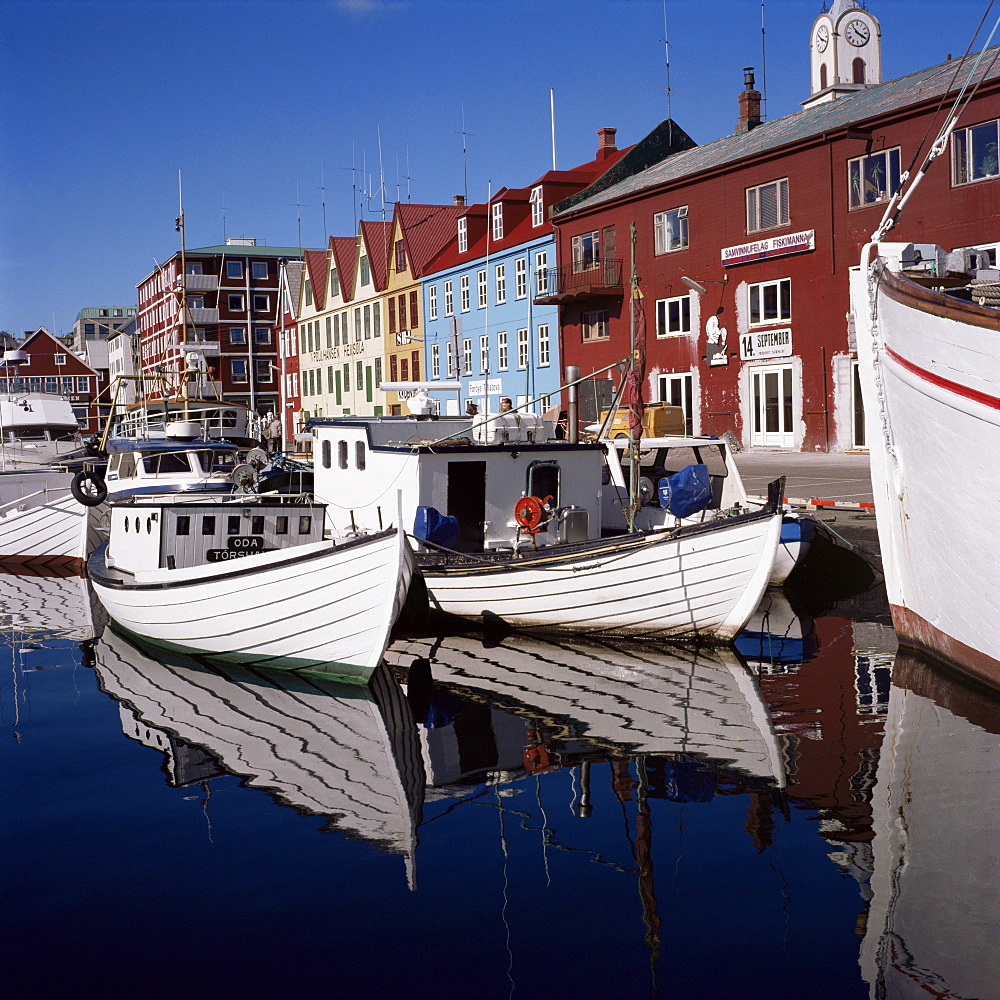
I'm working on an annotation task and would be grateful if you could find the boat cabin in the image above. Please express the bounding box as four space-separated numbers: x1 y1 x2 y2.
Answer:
1 393 85 466
105 496 327 574
310 415 606 552
104 440 242 498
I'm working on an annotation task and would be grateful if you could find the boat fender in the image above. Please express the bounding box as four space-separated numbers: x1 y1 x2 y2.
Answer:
71 469 108 507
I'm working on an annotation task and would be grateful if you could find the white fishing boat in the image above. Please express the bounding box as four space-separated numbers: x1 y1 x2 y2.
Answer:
88 491 412 683
853 243 1000 687
92 630 424 876
1 390 87 469
385 632 786 786
311 413 783 642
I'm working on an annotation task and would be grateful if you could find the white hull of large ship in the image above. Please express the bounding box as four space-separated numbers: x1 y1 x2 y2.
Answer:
90 528 412 682
420 512 782 641
853 262 1000 686
0 473 98 571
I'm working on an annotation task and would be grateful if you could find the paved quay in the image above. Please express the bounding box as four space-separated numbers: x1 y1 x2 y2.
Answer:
733 449 881 557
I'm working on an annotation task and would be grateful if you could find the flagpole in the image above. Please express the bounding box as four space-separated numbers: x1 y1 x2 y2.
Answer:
628 222 640 532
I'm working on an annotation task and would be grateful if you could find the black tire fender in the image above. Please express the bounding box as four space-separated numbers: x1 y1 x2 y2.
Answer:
71 469 108 507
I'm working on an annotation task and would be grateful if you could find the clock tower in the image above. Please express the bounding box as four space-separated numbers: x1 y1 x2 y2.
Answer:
804 0 881 110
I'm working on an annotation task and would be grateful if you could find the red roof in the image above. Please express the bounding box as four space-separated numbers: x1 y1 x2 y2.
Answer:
303 249 329 310
329 236 358 303
395 203 467 277
359 220 393 291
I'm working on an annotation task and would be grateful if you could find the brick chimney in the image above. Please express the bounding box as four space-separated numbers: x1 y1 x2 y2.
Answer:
596 127 618 161
737 68 762 133
453 195 466 206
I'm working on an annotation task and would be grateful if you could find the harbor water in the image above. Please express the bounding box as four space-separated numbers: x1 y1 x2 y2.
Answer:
3 564 998 1000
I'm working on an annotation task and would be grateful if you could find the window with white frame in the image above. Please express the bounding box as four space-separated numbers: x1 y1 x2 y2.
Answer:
581 310 609 341
748 277 791 325
444 280 454 316
76 376 89 393
255 360 272 382
653 206 689 253
330 269 339 296
431 344 440 378
55 353 66 365
538 324 550 366
228 294 245 311
952 118 1000 185
230 326 246 345
535 250 549 295
462 338 472 375
227 260 243 279
515 258 527 298
571 231 599 272
477 269 487 309
746 178 789 233
656 295 692 337
231 359 248 383
498 331 508 370
495 263 506 303
354 308 363 341
849 147 901 208
446 342 455 377
252 261 268 279
480 334 489 373
360 256 370 285
492 202 503 241
460 275 470 312
458 218 468 253
429 285 438 319
253 326 271 344
530 186 544 227
517 328 529 369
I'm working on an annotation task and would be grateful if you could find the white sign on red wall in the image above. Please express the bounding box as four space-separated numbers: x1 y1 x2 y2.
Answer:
721 229 815 267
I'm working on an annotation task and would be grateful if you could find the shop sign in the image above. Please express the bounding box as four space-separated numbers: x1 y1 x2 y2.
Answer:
740 327 793 360
468 379 503 396
721 230 814 267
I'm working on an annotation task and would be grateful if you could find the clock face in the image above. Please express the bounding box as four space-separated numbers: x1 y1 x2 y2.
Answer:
816 24 830 52
845 18 870 46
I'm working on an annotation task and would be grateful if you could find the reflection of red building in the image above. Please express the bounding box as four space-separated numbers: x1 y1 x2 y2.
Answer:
758 615 891 847
2 328 102 434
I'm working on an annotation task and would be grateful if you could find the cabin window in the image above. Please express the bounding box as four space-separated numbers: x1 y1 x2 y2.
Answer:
118 453 136 478
134 517 141 534
298 516 312 534
176 516 190 536
321 439 332 469
338 440 348 469
202 516 216 535
527 461 560 507
228 516 241 535
251 516 264 534
355 441 366 471
141 452 191 474
276 516 288 535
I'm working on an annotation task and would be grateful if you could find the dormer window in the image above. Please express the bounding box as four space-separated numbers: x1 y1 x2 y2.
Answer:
395 240 407 273
530 186 544 227
458 218 468 253
492 202 503 241
360 256 370 285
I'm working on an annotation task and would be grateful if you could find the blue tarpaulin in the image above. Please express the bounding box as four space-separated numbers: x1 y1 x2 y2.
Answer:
658 464 713 518
413 506 460 548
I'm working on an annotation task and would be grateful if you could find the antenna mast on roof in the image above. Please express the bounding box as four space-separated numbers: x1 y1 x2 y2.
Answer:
457 104 472 201
550 88 557 170
760 0 768 122
661 0 673 143
320 163 328 243
221 190 227 243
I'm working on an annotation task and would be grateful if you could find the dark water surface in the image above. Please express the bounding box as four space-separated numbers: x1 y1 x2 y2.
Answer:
3 576 998 1000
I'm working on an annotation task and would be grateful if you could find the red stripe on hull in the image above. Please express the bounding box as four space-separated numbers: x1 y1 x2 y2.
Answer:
883 345 1000 411
891 604 1000 694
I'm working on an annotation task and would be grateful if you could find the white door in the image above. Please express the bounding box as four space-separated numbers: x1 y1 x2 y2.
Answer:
658 372 694 435
750 364 795 448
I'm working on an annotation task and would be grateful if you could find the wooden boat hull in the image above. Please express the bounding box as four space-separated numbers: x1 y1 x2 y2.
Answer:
0 471 100 572
89 527 413 683
417 510 782 641
853 259 1000 689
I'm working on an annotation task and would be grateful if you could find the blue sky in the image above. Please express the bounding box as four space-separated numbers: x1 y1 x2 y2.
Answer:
1 0 993 339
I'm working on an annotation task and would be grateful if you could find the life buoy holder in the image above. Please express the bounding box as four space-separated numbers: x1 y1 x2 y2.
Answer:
513 494 553 534
71 469 108 507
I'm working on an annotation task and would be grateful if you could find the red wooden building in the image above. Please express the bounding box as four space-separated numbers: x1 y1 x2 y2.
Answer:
544 37 1000 452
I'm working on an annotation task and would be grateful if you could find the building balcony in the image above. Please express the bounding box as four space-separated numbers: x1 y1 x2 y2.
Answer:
181 274 219 292
186 307 220 324
533 258 624 305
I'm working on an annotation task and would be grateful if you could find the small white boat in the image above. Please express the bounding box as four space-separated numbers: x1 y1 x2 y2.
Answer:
1 391 87 469
852 242 1000 688
311 414 783 642
88 493 413 683
93 630 424 874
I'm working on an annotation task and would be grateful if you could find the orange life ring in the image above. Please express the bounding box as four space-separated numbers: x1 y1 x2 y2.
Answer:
523 743 551 772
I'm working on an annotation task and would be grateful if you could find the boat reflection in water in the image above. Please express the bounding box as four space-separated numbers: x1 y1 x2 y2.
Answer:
861 649 1000 1000
0 567 104 643
92 629 426 883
